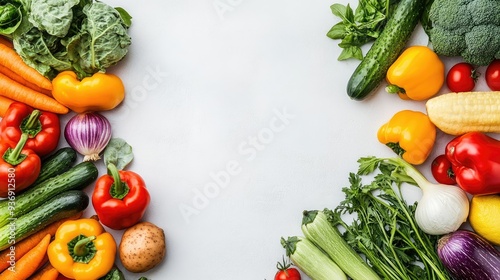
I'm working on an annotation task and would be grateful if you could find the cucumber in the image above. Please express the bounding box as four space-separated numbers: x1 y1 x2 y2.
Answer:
33 147 77 185
0 190 89 251
0 161 98 228
346 0 424 100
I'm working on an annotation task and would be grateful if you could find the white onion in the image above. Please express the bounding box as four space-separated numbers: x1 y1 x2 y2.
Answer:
64 112 112 161
397 157 470 235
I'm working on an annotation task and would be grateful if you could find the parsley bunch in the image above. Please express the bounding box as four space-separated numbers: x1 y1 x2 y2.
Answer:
326 157 451 280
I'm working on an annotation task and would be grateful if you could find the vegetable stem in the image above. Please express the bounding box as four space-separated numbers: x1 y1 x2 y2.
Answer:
108 163 129 199
74 235 96 257
21 109 42 136
3 132 28 165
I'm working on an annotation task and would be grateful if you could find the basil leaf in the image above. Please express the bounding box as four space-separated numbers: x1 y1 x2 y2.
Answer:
330 3 347 19
327 0 400 60
338 46 363 61
104 138 134 170
326 22 346 40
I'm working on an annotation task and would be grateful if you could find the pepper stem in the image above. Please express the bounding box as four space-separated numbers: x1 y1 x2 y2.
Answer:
108 163 130 199
385 84 406 94
2 133 28 165
386 142 406 157
21 110 42 137
68 234 97 263
74 236 96 256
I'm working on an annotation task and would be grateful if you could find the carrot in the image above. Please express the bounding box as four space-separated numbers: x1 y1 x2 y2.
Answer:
0 44 52 91
0 95 14 118
0 65 52 96
0 73 68 114
0 212 82 273
0 234 51 280
27 263 59 280
39 268 59 280
0 37 13 49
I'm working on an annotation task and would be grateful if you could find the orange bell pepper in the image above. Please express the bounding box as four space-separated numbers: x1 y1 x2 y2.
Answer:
51 71 125 113
47 218 116 280
377 110 436 165
386 46 445 101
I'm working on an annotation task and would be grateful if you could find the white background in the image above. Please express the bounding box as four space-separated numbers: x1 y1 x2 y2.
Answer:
61 0 488 279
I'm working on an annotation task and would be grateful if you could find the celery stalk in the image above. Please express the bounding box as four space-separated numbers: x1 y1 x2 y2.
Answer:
302 210 381 280
281 236 347 280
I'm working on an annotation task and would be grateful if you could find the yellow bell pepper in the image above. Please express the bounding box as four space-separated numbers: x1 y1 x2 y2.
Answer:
47 218 116 280
377 110 436 165
386 46 445 101
52 71 125 113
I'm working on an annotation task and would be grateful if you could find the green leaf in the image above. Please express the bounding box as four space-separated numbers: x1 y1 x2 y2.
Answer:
76 2 131 76
344 4 355 22
103 138 134 170
326 22 346 39
330 3 347 19
337 46 363 60
0 2 23 35
114 7 132 28
28 0 79 37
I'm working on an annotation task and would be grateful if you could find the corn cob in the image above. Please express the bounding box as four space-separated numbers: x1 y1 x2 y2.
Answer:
425 91 500 135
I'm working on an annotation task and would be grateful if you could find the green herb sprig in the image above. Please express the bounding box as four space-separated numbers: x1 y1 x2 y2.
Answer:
327 0 399 60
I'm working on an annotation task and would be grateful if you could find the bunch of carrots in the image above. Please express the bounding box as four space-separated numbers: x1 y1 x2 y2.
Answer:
0 212 81 280
0 37 68 117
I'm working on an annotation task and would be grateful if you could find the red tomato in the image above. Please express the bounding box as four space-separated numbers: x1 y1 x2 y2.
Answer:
275 268 301 280
446 62 477 92
486 59 500 90
275 258 301 280
431 154 456 185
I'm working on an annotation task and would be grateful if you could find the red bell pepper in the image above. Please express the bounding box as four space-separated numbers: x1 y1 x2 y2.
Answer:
0 133 41 197
0 102 60 157
445 131 500 195
92 163 150 230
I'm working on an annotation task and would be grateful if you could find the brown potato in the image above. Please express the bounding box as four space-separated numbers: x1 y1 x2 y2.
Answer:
119 221 166 273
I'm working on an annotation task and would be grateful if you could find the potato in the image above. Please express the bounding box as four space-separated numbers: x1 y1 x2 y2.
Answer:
119 221 166 273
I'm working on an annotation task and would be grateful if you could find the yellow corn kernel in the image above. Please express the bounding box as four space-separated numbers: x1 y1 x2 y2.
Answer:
425 91 500 135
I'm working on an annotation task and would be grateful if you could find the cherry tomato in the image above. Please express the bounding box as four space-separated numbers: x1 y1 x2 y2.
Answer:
486 59 500 90
431 154 456 185
274 257 301 280
446 62 477 92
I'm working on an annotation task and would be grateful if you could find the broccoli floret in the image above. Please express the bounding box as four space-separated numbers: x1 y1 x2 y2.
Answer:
428 0 500 65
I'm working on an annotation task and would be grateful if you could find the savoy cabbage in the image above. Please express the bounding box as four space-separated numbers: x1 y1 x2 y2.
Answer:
10 0 132 79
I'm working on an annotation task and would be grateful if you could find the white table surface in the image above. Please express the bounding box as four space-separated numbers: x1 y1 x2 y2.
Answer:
67 0 487 279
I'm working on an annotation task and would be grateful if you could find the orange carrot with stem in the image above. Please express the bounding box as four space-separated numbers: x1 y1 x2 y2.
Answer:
0 212 82 273
0 73 68 114
0 234 51 280
0 43 52 91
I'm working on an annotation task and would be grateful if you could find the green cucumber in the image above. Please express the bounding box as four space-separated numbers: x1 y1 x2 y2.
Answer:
34 147 77 185
0 190 89 251
0 161 98 228
346 0 424 100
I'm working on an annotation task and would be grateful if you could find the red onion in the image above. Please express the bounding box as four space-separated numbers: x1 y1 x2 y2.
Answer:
64 112 112 161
